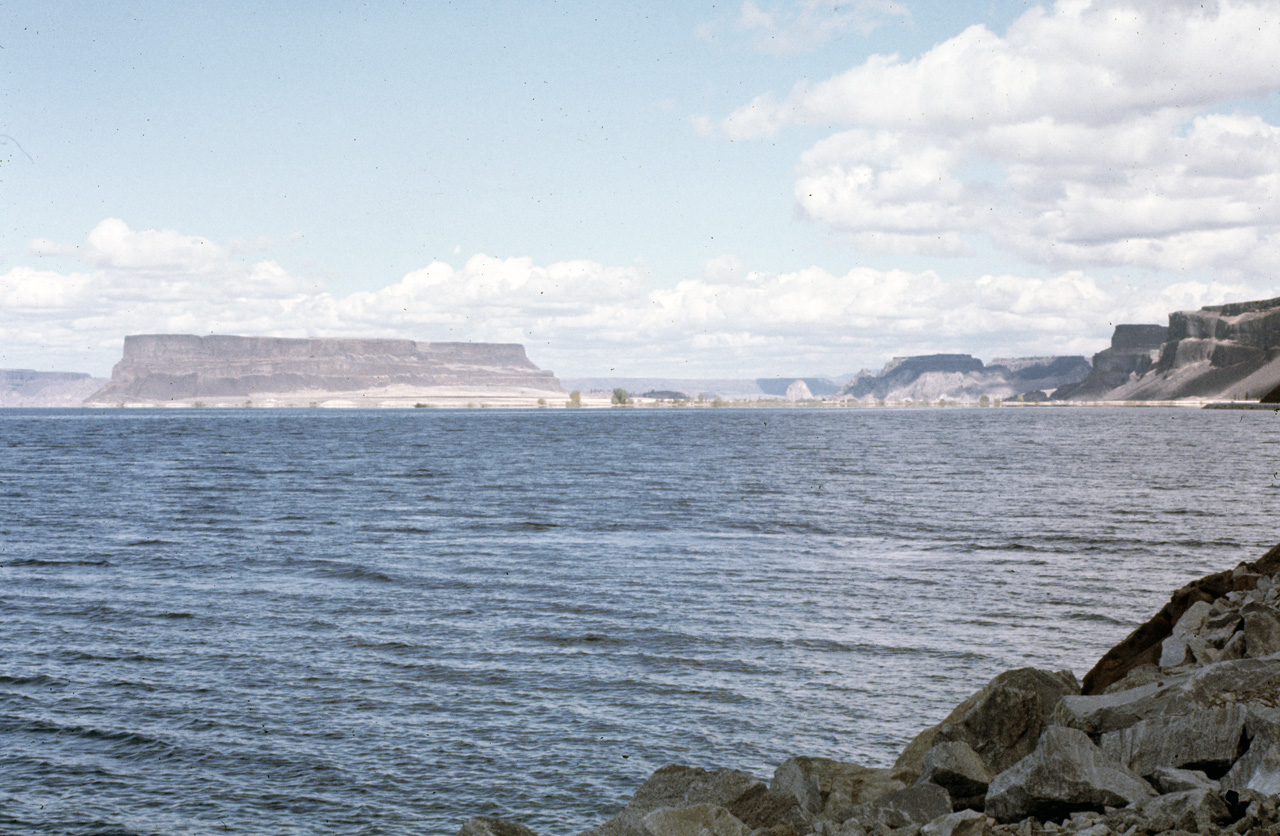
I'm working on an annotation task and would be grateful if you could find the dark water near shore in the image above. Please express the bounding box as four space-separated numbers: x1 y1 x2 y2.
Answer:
2 407 1278 835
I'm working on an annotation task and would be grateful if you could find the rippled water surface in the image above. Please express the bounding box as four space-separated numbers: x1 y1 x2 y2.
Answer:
2 406 1278 835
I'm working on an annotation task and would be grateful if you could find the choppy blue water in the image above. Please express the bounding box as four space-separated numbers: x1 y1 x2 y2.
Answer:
1 406 1277 835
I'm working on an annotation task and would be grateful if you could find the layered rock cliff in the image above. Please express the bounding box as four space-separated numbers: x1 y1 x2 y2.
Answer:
1107 298 1280 401
1051 325 1168 401
85 335 563 406
1054 298 1280 402
839 354 1090 403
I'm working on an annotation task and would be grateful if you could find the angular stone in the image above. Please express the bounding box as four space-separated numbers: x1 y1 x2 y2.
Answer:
1161 602 1214 667
1053 656 1280 736
1099 663 1162 695
1218 629 1248 661
896 691 987 775
927 668 1079 776
1148 766 1218 794
919 742 992 804
1160 633 1192 668
770 757 913 817
1080 545 1280 696
1224 739 1280 795
1134 788 1233 832
1098 705 1247 778
983 726 1156 823
723 783 808 832
585 765 763 836
458 817 538 836
1243 604 1280 657
641 805 750 836
919 809 990 836
852 783 952 829
1201 611 1244 647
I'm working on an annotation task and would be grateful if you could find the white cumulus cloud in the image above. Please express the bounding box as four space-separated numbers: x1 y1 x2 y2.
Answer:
711 0 1280 275
4 219 1275 378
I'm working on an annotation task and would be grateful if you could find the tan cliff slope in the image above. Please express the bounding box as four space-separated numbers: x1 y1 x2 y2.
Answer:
84 334 564 406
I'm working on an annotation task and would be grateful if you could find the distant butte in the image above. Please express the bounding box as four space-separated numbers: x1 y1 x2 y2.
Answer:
84 334 565 407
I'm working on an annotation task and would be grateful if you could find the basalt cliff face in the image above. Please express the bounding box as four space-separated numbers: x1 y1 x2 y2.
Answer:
1051 325 1168 401
1054 298 1280 402
85 335 563 406
1112 298 1280 401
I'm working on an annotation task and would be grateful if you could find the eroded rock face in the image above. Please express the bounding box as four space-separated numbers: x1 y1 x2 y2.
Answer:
1052 325 1166 401
582 766 763 836
85 334 563 404
919 741 992 807
1066 297 1280 401
914 668 1080 777
983 726 1155 822
640 804 751 836
770 757 914 819
1081 542 1280 694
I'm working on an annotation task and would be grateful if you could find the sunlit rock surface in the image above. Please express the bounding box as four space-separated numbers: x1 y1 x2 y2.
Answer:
85 334 564 407
839 354 1090 402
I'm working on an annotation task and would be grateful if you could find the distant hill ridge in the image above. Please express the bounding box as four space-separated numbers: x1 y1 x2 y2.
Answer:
839 353 1091 402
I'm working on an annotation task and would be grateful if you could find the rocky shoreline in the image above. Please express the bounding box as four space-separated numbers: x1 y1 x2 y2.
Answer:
461 544 1280 836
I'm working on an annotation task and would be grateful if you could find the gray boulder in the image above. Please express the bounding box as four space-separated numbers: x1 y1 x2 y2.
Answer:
918 742 991 807
770 757 913 819
851 783 952 829
640 805 750 836
1148 766 1218 794
983 726 1155 822
1224 739 1280 795
919 809 990 836
1133 788 1233 833
1160 600 1214 667
458 817 538 836
1052 655 1280 736
722 783 808 832
911 668 1079 777
1098 705 1248 778
584 765 762 836
1244 603 1280 657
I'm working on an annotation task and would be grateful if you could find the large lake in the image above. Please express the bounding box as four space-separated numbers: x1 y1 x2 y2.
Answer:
2 407 1277 835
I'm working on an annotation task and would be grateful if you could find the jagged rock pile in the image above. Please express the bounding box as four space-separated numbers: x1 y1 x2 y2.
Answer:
459 544 1280 836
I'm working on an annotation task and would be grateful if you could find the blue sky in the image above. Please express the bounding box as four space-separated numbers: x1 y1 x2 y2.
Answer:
2 1 1278 378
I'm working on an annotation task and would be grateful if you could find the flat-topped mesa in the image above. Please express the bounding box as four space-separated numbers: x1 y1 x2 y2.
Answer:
86 334 563 405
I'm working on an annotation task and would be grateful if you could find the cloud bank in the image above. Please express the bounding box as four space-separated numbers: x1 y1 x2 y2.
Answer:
3 219 1269 378
714 0 1280 274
